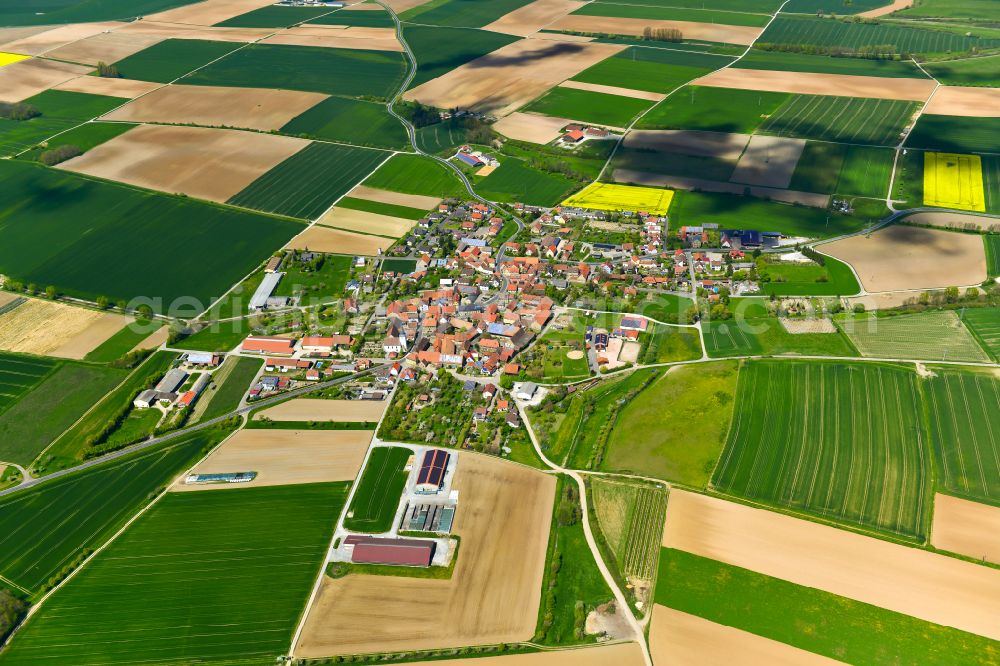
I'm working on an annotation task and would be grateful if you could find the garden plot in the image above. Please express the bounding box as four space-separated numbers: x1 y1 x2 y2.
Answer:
0 298 133 359
662 489 1000 641
318 207 415 238
58 124 309 203
693 68 934 102
493 111 573 143
403 37 623 118
931 494 1000 564
548 15 761 45
174 428 371 490
53 75 160 98
591 478 667 588
42 29 164 65
0 57 91 102
821 225 986 292
623 129 750 160
296 453 555 656
287 225 394 255
261 25 403 51
729 135 806 189
254 398 387 422
103 84 328 131
924 86 1000 117
348 184 441 210
482 0 585 36
840 310 988 363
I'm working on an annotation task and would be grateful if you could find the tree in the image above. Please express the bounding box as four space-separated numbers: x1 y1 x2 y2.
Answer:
44 285 57 299
96 61 120 78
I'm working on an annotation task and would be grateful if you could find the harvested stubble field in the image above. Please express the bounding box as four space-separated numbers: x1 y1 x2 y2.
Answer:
348 185 441 210
591 478 667 584
0 431 218 593
53 75 160 98
175 428 371 490
821 224 986 293
2 483 349 665
548 14 761 45
255 398 387 422
0 58 91 103
43 29 164 66
227 142 389 220
260 25 403 52
923 85 1000 118
694 67 934 102
296 453 555 655
926 369 1000 505
343 445 411 533
839 311 989 363
931 493 1000 564
0 298 132 360
481 0 585 37
713 360 930 539
318 206 414 237
923 151 987 212
287 225 394 255
662 489 1000 645
758 94 920 145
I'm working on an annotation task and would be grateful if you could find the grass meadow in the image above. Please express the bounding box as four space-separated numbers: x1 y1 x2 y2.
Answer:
590 478 666 586
702 314 857 358
638 86 789 134
758 95 919 145
657 548 1000 665
112 39 241 83
926 368 1000 506
837 311 990 363
476 156 580 207
0 161 301 314
282 96 409 149
0 429 223 594
734 49 928 78
0 90 127 157
2 483 348 665
712 360 930 540
571 47 732 95
344 446 411 533
906 115 1000 154
415 117 480 154
523 87 653 128
228 142 390 220
963 307 1000 359
364 154 466 197
183 44 408 99
758 255 860 296
403 25 518 89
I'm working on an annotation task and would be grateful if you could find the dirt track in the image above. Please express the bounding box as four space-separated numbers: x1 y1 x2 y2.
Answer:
482 0 586 37
59 124 308 203
253 398 387 422
623 130 750 160
295 453 555 656
649 605 843 665
729 135 806 189
319 207 416 238
0 298 132 359
931 493 1000 565
54 75 160 98
493 111 572 143
694 68 935 102
174 428 372 491
0 58 92 103
821 225 986 292
559 80 664 102
287 225 394 255
924 86 1000 117
663 490 1000 641
103 84 328 131
403 37 623 118
348 185 441 210
549 15 761 46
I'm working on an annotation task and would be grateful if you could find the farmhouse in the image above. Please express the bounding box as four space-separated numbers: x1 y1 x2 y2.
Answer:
346 535 436 567
415 449 451 494
242 335 295 355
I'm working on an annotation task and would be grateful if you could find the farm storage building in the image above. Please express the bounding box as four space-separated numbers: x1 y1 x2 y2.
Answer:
415 449 450 494
347 536 435 567
242 335 296 355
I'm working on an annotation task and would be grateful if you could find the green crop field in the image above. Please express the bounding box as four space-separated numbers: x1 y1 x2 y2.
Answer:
983 156 1000 214
0 0 195 25
783 0 892 13
612 0 780 9
215 4 336 26
30 121 136 159
573 2 770 26
612 146 736 181
604 362 738 487
988 235 1000 275
572 47 732 94
0 161 301 314
923 55 1000 87
657 549 1000 665
344 446 410 533
734 49 928 78
896 0 1000 19
476 157 579 207
0 90 126 157
415 118 480 154
838 310 990 363
182 44 408 98
112 39 241 83
702 312 858 357
338 197 429 220
313 7 393 27
523 87 654 128
227 142 389 220
401 0 534 27
403 25 518 89
638 86 790 134
0 429 223 594
0 352 57 415
713 360 930 539
364 153 466 197
2 482 348 664
758 254 860 296
198 356 264 422
635 292 696 325
758 95 919 145
962 308 1000 360
590 477 666 586
926 368 1000 506
758 15 1000 55
281 96 408 149
906 115 1000 154
837 144 896 197
84 322 162 363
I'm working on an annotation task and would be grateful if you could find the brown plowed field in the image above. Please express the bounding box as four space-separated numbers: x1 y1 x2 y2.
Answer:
925 86 1000 117
113 20 271 43
624 129 750 160
650 605 844 665
0 21 123 56
493 111 571 143
559 79 664 101
0 58 92 103
693 68 935 102
860 0 912 17
144 0 277 26
663 490 1000 641
403 37 624 117
0 26 54 51
287 225 394 255
348 185 441 210
58 124 308 203
820 225 986 292
0 298 132 359
44 30 163 65
903 211 1000 232
613 169 830 207
729 135 806 189
261 26 402 51
295 453 556 656
549 15 761 45
172 428 372 491
482 0 586 37
54 75 160 98
318 208 415 238
253 398 387 422
931 493 1000 565
103 84 328 131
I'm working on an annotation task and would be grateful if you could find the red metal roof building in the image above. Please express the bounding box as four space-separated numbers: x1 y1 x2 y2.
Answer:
241 336 295 355
347 536 435 567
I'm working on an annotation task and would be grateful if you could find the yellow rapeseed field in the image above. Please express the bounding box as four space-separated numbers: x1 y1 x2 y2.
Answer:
0 51 30 67
924 151 986 213
561 182 674 215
